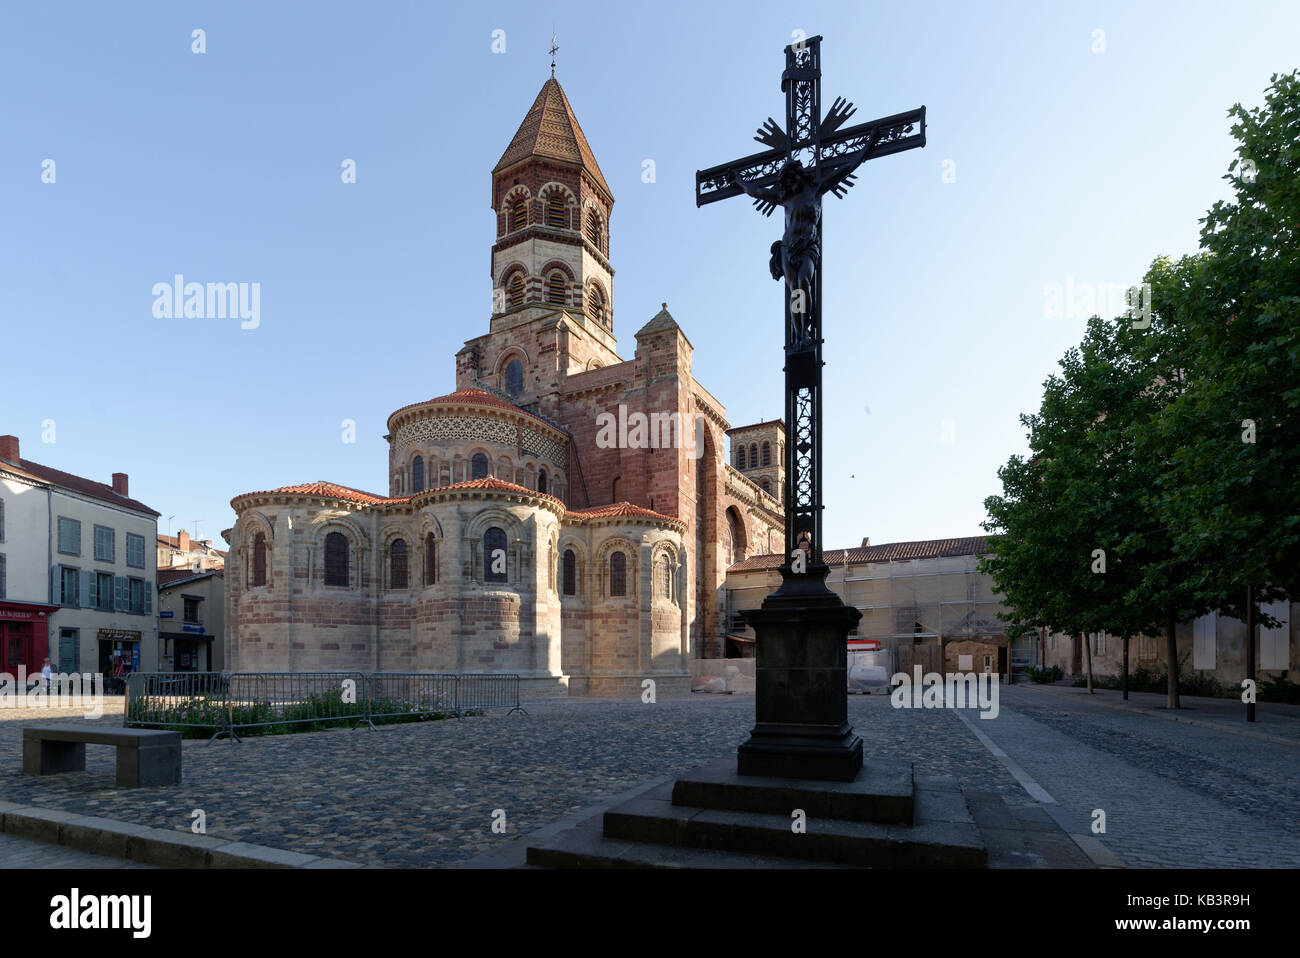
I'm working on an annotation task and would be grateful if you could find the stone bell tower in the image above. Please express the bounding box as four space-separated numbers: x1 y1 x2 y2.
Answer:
489 76 616 345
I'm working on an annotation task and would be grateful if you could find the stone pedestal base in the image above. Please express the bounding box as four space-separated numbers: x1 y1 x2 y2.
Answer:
737 564 862 782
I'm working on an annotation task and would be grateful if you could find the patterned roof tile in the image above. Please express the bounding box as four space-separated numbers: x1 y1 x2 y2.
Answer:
493 78 612 199
386 389 554 431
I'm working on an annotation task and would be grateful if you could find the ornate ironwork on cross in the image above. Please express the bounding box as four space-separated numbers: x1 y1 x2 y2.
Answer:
697 35 925 578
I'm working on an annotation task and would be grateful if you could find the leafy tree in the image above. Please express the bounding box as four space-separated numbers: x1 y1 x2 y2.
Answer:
985 72 1299 707
983 313 1186 700
1144 71 1300 620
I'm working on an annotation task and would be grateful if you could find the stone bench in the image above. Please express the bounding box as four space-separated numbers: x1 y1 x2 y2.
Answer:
22 725 182 788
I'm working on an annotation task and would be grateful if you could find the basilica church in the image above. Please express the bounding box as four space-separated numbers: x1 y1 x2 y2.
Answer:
223 75 785 695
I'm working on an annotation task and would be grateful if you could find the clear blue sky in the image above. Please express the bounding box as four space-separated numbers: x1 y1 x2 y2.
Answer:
2 1 1295 548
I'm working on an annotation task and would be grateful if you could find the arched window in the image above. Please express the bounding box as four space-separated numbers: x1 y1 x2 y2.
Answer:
562 548 576 596
656 554 672 600
736 446 746 469
760 477 771 494
546 272 567 305
507 272 525 308
390 539 408 589
609 551 627 597
546 194 566 228
586 284 605 324
511 199 528 231
471 453 489 480
762 441 771 466
611 477 621 501
585 209 601 246
251 532 267 587
424 533 437 586
725 508 744 566
412 456 425 493
537 469 548 494
504 359 524 398
324 532 349 587
484 527 507 583
749 444 758 467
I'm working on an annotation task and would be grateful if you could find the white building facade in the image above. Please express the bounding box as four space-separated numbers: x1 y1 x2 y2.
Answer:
0 434 160 680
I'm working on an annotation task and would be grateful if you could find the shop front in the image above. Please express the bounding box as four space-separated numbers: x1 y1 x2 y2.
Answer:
98 628 142 692
161 632 211 672
0 601 58 676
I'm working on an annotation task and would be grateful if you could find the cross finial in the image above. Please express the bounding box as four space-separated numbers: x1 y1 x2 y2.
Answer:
549 32 559 77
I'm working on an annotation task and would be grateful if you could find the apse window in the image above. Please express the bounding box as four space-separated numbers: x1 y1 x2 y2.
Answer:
324 532 349 587
484 527 507 583
609 551 627 597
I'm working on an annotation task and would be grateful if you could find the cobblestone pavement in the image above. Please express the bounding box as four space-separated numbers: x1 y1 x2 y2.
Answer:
0 693 1028 867
3 688 1290 868
0 832 153 868
963 685 1300 868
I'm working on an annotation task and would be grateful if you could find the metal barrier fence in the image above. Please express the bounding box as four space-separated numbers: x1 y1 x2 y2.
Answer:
125 672 230 732
366 672 460 720
124 671 526 741
457 673 526 714
224 671 369 740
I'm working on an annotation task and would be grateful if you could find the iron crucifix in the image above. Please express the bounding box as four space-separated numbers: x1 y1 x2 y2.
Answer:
696 35 925 573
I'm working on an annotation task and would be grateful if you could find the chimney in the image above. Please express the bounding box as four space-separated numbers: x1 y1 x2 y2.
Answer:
0 435 18 463
861 537 871 547
112 473 129 496
178 529 191 552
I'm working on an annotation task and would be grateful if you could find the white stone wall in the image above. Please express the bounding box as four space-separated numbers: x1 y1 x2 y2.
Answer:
1 471 51 603
46 488 159 673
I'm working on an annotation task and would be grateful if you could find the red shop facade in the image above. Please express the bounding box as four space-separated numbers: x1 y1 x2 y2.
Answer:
0 601 58 676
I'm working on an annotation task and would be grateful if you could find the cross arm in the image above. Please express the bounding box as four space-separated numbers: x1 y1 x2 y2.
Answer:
818 106 926 169
695 146 785 207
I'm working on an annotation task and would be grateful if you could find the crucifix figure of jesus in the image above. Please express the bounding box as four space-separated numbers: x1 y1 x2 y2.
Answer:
696 36 928 782
697 35 926 575
728 137 882 347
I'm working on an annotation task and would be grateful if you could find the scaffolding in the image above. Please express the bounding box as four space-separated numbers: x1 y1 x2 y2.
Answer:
724 552 1037 677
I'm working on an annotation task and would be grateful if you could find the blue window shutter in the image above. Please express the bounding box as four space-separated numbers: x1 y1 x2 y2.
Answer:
49 566 56 604
87 572 99 609
115 576 127 612
144 581 153 615
80 569 92 608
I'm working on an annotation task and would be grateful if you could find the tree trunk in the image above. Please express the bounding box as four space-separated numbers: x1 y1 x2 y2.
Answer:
1082 631 1094 693
1245 585 1256 723
1165 609 1180 709
1122 633 1129 701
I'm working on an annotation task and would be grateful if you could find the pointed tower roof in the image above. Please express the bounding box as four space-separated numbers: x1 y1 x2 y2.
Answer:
493 77 612 200
635 303 692 347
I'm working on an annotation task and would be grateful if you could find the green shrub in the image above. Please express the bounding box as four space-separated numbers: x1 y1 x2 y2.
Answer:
1259 672 1300 704
1027 665 1064 683
127 688 466 738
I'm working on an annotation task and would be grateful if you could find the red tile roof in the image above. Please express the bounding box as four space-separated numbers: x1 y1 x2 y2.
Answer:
430 477 563 506
493 78 612 199
232 480 409 506
727 536 990 573
567 501 681 524
3 457 159 516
